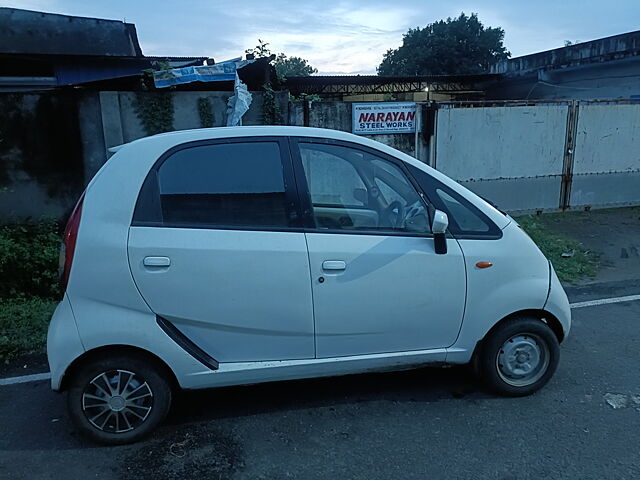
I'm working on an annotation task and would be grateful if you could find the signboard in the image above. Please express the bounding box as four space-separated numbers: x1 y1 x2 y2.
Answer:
352 102 416 135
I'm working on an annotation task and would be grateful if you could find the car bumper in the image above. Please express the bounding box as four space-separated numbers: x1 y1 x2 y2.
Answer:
544 262 572 341
47 294 85 391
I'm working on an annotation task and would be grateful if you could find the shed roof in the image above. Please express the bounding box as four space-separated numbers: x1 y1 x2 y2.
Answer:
0 7 142 57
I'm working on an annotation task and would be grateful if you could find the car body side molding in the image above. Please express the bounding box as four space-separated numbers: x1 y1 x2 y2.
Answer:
156 316 219 370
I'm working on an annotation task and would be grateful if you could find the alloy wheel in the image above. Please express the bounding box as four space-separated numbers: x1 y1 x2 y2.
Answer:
81 369 154 433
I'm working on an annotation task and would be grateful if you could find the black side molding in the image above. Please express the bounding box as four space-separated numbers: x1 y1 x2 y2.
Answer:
156 316 219 370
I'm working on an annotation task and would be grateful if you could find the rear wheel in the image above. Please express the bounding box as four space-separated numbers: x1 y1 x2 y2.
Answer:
67 353 172 445
477 317 560 396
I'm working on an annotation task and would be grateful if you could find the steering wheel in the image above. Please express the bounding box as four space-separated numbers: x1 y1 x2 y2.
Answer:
381 200 405 229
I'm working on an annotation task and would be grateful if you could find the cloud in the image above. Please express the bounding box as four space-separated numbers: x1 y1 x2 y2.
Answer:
3 0 61 11
3 0 640 72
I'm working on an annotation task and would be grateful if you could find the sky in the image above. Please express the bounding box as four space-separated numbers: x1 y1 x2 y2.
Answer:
5 0 640 74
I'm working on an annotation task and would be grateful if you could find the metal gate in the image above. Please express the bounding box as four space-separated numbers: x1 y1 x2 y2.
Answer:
432 100 640 212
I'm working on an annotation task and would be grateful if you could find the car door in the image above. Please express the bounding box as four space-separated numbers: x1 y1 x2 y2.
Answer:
291 138 467 358
127 137 315 363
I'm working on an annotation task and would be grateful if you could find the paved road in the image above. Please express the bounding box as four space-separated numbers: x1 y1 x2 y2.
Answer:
1 283 639 479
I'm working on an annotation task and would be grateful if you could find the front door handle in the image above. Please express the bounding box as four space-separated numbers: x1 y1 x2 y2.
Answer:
143 256 171 267
322 260 346 271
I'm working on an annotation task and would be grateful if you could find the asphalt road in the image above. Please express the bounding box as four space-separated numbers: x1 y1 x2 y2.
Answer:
1 282 639 480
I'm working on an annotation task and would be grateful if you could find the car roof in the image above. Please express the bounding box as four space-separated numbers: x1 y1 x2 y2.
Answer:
106 126 510 230
118 126 424 172
129 126 372 145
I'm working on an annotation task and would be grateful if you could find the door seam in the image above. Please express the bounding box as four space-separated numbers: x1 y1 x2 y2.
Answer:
302 232 318 358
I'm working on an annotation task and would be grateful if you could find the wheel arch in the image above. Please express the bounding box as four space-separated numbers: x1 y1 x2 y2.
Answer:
59 344 180 392
472 309 565 362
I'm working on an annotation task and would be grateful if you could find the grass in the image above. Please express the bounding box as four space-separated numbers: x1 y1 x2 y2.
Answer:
0 297 57 364
516 215 600 284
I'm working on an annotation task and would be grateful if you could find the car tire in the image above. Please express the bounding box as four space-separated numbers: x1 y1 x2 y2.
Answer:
478 317 560 397
67 353 172 445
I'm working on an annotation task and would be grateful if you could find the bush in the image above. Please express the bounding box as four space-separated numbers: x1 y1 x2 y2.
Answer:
0 297 57 362
0 221 61 299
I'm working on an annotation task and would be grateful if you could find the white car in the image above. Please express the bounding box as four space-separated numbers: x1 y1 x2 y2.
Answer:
48 126 571 444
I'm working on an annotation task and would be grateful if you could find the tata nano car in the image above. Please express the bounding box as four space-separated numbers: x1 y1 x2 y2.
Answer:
47 126 570 444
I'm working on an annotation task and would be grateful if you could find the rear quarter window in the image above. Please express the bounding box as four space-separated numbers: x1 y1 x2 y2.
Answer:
133 140 296 229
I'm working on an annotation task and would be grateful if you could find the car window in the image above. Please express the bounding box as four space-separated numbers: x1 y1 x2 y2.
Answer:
406 163 500 238
301 148 365 207
298 142 430 234
138 141 294 228
372 159 421 206
435 189 490 233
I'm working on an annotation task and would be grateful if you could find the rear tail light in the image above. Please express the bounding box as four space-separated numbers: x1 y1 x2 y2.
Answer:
59 193 85 291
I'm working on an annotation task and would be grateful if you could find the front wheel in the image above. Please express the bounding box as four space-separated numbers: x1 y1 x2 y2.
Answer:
67 353 172 445
477 317 560 397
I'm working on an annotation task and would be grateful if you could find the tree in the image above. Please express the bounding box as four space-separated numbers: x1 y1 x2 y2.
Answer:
274 53 318 78
245 39 272 58
246 40 317 80
377 13 510 76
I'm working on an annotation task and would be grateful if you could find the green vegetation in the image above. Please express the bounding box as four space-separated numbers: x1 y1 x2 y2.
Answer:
517 216 599 284
133 92 175 136
0 221 61 363
378 12 509 75
197 97 214 128
0 297 57 362
262 83 281 125
0 220 60 299
245 39 317 81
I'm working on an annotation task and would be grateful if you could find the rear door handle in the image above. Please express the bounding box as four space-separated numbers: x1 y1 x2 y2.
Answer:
143 256 171 267
322 260 346 271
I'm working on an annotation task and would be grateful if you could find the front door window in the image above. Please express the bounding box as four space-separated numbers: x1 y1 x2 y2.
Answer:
299 143 430 234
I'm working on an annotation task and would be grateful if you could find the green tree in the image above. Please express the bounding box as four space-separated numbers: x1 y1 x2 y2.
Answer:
274 53 318 78
246 40 317 80
378 13 510 76
245 39 272 58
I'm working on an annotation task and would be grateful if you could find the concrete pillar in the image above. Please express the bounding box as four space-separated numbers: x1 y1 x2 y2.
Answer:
99 91 124 154
78 92 107 184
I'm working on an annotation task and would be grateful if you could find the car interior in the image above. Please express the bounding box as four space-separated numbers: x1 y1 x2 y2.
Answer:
300 143 430 233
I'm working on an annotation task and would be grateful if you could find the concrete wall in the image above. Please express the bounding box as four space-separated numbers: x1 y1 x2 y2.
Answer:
491 30 640 76
485 58 640 101
4 93 639 221
0 92 84 221
2 89 286 221
84 90 287 182
288 101 422 158
487 29 640 101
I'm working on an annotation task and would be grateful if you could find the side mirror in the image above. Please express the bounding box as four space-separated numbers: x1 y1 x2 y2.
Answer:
431 209 448 254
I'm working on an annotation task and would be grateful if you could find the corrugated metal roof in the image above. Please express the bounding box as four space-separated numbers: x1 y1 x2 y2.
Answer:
285 74 500 85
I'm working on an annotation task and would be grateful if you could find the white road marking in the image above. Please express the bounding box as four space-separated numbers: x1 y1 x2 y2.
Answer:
0 372 51 386
1 294 639 387
570 294 640 309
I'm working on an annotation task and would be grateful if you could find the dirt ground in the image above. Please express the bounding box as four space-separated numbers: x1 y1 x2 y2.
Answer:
531 206 640 285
